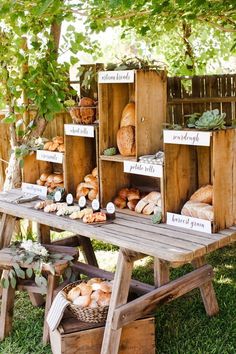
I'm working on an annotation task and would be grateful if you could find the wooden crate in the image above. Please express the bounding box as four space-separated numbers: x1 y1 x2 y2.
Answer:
50 317 155 354
98 69 167 160
164 128 236 232
64 125 99 197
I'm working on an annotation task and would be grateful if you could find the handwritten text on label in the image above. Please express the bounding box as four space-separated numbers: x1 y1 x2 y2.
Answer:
163 130 211 146
167 212 212 234
64 124 95 137
124 161 163 178
36 150 63 164
98 70 134 83
22 183 47 198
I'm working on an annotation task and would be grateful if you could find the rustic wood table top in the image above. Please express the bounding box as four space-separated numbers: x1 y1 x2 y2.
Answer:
0 189 235 264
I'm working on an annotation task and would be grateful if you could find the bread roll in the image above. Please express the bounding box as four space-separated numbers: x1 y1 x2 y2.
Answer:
53 136 64 144
80 97 95 107
118 188 129 200
142 202 156 215
117 125 136 156
48 142 59 151
120 102 135 127
114 196 126 209
46 174 56 183
97 292 111 307
43 141 52 150
57 144 65 153
83 213 96 223
78 283 93 296
99 281 112 293
127 199 139 211
93 212 106 222
91 289 104 302
84 174 97 184
67 286 81 302
36 179 45 186
127 188 140 201
76 187 89 199
53 174 63 184
87 278 103 286
88 299 98 308
88 188 98 201
190 185 213 204
181 201 214 221
73 295 91 307
40 172 50 182
92 167 98 178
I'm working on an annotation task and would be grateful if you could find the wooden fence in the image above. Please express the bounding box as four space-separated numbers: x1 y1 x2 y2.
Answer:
0 74 236 189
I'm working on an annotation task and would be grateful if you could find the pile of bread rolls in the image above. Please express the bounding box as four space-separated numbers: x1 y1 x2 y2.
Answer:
114 188 162 215
76 167 98 201
69 97 97 125
36 172 64 193
117 102 136 156
181 185 213 221
43 136 65 152
67 278 112 308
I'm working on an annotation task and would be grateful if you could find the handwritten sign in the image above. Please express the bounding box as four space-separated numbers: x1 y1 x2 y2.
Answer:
22 183 47 198
167 212 212 234
124 161 163 178
64 124 95 138
98 70 134 83
36 150 63 164
163 130 211 147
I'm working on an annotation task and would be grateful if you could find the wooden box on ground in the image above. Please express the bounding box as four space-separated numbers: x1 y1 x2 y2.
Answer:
64 124 99 198
50 316 155 354
99 69 167 160
164 128 236 232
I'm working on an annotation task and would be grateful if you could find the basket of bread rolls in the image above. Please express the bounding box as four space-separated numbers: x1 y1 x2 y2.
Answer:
63 278 112 323
69 97 97 125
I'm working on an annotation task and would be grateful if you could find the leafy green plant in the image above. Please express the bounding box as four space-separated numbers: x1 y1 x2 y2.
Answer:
187 109 226 130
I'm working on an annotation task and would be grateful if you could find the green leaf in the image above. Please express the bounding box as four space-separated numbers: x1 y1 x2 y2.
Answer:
35 0 54 16
10 277 17 289
2 114 17 124
26 268 33 278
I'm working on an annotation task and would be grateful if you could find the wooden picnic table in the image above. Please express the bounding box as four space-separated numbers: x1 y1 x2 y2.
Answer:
0 189 236 354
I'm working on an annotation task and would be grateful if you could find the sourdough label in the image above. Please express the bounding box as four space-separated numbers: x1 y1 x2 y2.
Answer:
36 150 64 164
167 212 212 233
163 130 211 146
98 70 134 83
22 183 47 198
64 124 95 137
124 161 163 178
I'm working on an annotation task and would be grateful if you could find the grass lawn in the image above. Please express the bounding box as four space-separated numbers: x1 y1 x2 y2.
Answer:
0 241 235 354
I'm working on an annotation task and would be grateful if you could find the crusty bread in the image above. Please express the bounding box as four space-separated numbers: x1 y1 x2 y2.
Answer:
67 286 81 302
48 142 59 151
52 136 64 145
190 185 213 204
135 199 149 214
142 202 156 215
73 294 91 307
127 188 140 201
53 173 63 184
127 199 139 211
84 174 97 184
43 141 52 150
118 188 129 200
143 191 161 204
181 200 214 221
78 283 93 296
88 188 98 201
40 172 50 182
120 102 135 127
57 144 65 152
114 196 126 209
36 179 45 186
87 278 103 286
117 125 136 156
76 187 89 199
80 97 95 107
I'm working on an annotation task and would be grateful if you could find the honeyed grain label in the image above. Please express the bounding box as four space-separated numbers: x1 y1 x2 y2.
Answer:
167 212 212 234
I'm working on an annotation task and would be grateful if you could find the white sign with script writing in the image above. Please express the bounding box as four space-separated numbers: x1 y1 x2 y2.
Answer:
163 130 211 146
167 212 212 234
36 150 64 164
98 70 135 83
64 124 95 138
124 161 163 178
22 183 47 198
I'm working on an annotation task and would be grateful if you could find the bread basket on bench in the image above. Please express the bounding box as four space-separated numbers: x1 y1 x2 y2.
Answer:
63 279 111 324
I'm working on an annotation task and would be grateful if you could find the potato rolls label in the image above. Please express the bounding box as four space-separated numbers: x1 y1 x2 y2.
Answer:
124 161 163 178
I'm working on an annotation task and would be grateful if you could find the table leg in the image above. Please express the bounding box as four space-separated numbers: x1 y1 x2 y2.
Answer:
154 258 170 287
37 224 51 244
0 270 16 341
192 256 219 316
78 236 98 267
0 214 16 249
42 274 59 345
101 249 143 354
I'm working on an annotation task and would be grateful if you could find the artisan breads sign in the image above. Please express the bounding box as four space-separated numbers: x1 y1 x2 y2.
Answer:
36 150 64 164
124 161 163 178
163 130 211 146
98 70 135 83
64 124 95 137
167 212 212 233
22 182 47 198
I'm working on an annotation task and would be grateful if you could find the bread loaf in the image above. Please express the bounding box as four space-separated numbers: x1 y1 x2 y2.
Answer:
88 188 98 201
127 188 140 201
114 196 126 209
67 286 81 302
57 144 65 153
190 185 213 204
73 295 91 307
127 199 139 211
92 167 98 178
36 179 45 186
78 283 93 296
142 202 156 215
80 97 95 107
118 188 129 200
117 125 136 156
76 187 89 199
84 174 97 184
40 172 50 182
53 136 64 145
43 141 52 150
120 102 135 127
48 142 59 151
181 201 214 221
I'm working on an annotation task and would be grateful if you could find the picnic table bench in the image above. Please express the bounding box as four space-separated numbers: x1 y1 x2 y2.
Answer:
0 189 236 354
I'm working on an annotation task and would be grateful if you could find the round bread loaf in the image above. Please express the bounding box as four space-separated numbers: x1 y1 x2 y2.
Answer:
117 125 136 156
80 97 95 107
36 179 45 186
120 102 135 127
78 283 93 296
73 294 91 307
190 185 213 204
69 107 82 124
84 174 97 184
57 144 65 153
76 187 89 199
39 172 50 182
114 196 126 209
43 141 52 150
53 173 63 184
88 188 98 201
87 278 103 285
127 188 140 201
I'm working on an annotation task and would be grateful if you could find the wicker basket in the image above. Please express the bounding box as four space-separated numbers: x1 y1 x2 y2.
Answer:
68 106 97 125
63 280 109 324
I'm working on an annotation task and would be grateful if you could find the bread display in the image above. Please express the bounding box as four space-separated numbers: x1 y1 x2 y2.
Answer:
69 97 97 125
120 102 135 127
117 125 136 156
43 136 65 152
114 196 126 209
83 212 106 224
37 172 64 193
34 200 53 210
66 279 112 309
181 201 214 221
76 167 99 201
190 185 213 204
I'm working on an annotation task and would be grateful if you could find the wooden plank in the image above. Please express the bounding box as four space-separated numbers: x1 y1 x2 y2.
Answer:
111 264 214 330
136 70 167 157
0 270 16 340
0 214 16 249
192 257 219 316
154 258 170 287
168 96 236 104
196 146 212 186
100 155 136 162
77 236 98 267
101 249 135 354
213 129 236 231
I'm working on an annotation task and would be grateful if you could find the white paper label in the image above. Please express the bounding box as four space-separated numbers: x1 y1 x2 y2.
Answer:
163 130 211 146
167 212 212 234
79 196 86 208
98 70 135 83
66 193 74 205
124 161 163 178
92 199 100 211
64 124 95 138
106 202 115 214
22 183 47 198
36 150 64 164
